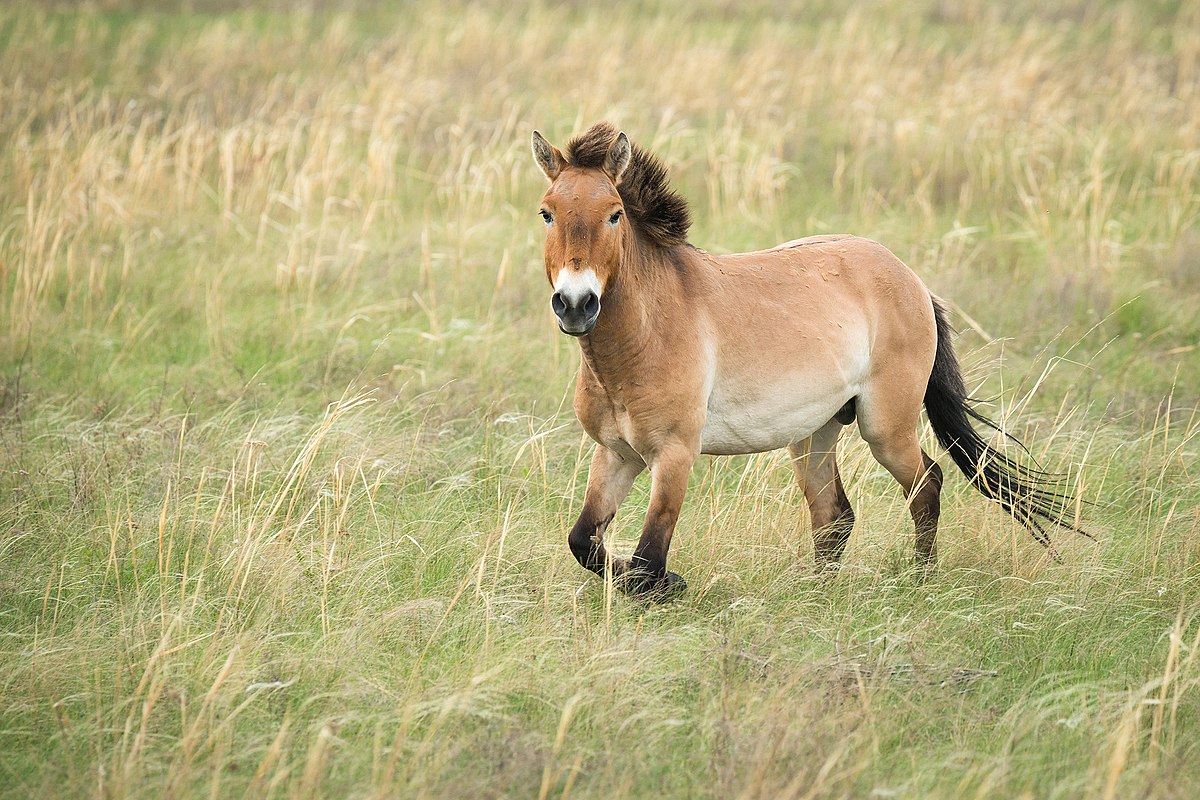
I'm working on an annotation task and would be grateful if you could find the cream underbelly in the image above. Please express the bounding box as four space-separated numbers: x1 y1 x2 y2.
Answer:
699 372 859 455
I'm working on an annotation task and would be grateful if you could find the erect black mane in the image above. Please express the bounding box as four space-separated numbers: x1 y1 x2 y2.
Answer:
564 122 692 248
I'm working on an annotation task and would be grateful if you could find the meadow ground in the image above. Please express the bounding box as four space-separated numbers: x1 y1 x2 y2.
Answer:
2 1 1200 797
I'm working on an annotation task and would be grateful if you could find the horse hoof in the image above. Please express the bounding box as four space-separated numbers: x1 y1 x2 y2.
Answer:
658 571 688 600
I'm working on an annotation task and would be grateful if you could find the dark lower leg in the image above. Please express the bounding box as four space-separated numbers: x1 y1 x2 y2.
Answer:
624 512 676 593
911 454 943 566
567 447 644 576
622 446 693 598
568 510 614 574
789 423 851 571
811 471 856 569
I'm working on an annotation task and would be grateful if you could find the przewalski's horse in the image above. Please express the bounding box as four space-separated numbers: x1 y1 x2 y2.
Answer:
531 122 1085 598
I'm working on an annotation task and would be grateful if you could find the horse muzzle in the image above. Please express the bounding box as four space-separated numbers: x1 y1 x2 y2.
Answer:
551 289 600 336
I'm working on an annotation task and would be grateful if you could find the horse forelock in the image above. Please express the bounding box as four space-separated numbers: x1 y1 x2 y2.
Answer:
564 122 692 249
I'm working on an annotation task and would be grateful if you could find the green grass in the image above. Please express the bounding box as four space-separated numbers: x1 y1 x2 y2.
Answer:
2 1 1200 797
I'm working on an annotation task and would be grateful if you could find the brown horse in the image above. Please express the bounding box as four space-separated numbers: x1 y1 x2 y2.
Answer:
532 122 1085 598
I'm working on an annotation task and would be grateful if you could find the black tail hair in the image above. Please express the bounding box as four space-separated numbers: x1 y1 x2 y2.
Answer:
923 298 1089 547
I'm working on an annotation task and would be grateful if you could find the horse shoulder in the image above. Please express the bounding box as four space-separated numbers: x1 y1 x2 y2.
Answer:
573 364 617 439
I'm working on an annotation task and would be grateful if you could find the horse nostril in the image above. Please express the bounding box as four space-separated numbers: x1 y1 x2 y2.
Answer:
583 293 600 317
551 291 567 317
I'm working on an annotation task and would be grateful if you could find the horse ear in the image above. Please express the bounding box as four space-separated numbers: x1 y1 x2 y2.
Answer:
604 131 631 183
531 130 564 181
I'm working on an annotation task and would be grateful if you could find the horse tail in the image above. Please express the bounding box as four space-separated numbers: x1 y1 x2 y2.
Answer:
922 297 1089 547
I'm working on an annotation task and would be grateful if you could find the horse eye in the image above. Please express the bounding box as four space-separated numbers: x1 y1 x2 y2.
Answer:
608 210 623 225
539 209 553 225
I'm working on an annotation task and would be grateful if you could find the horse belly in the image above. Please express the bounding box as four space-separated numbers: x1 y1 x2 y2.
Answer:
700 375 855 456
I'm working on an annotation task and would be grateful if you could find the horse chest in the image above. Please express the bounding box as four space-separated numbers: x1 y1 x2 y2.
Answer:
574 383 655 462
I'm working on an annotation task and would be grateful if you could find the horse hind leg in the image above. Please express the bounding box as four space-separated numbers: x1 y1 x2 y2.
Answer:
881 441 942 566
789 421 855 571
857 409 944 566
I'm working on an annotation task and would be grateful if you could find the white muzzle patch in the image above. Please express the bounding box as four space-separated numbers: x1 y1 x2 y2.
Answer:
553 268 602 305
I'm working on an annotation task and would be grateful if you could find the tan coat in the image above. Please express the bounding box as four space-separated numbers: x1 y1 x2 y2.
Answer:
532 124 1082 597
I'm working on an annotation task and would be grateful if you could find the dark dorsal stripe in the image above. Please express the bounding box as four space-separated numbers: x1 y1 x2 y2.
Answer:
564 122 692 249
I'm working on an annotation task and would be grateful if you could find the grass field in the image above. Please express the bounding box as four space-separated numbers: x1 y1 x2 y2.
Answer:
2 1 1200 797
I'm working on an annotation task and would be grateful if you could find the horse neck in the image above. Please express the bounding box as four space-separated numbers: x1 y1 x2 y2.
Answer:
577 237 682 386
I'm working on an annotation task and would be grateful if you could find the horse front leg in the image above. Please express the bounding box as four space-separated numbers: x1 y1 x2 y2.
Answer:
568 445 645 575
622 442 696 599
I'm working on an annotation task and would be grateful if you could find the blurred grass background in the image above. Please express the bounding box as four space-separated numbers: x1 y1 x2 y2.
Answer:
1 1 1199 797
